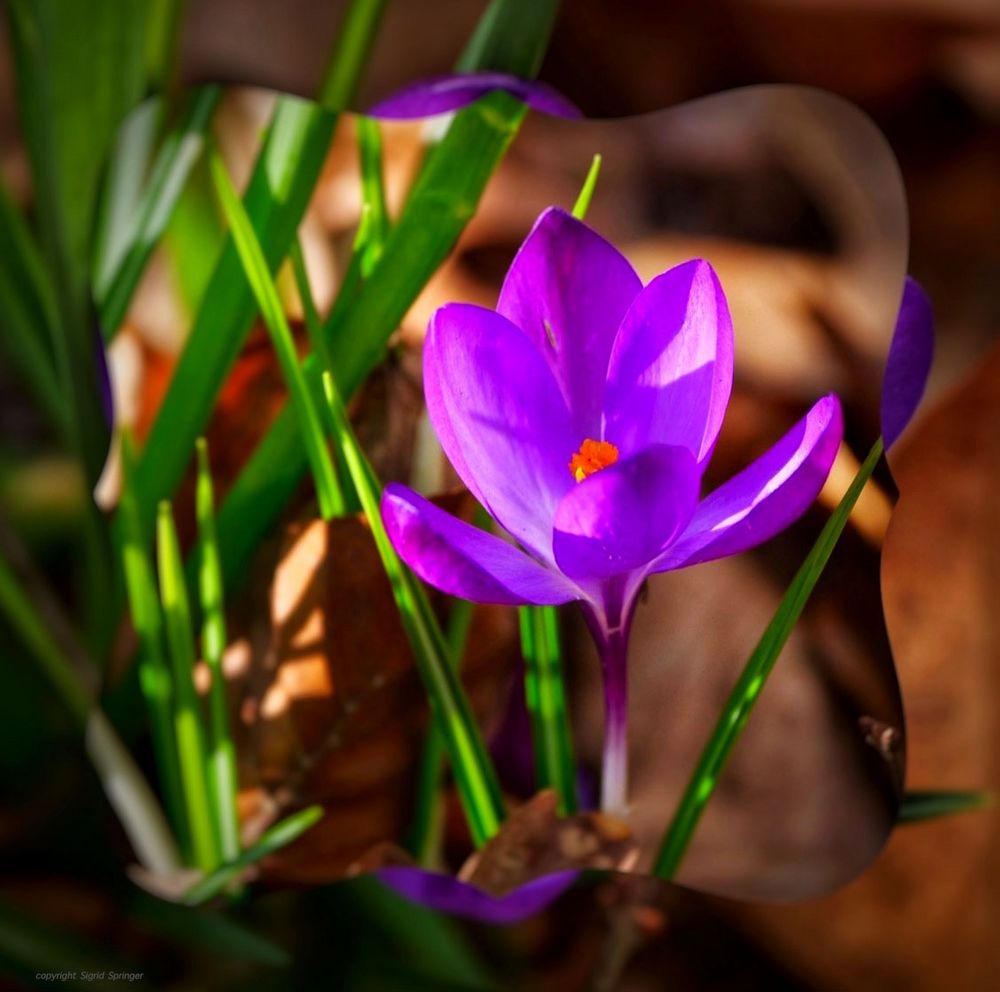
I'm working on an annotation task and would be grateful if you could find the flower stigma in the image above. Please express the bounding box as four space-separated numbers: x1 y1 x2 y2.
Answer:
568 438 619 482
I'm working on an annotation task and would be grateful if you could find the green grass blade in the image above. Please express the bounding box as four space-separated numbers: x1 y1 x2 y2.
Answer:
7 0 148 483
519 605 577 815
317 0 389 110
289 236 325 360
209 1 559 589
182 805 323 905
407 596 476 865
209 150 344 520
321 371 505 846
654 438 885 879
120 435 187 852
99 86 222 339
157 500 219 871
130 0 385 537
355 116 389 276
456 0 561 75
571 154 602 220
898 790 994 824
195 438 241 862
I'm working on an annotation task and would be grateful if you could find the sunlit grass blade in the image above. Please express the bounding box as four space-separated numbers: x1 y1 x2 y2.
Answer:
209 150 344 520
0 531 180 873
654 438 885 879
321 370 505 846
120 435 187 851
355 116 389 276
99 86 222 339
407 596 476 866
571 153 602 220
157 500 219 871
195 438 241 863
181 805 323 906
130 0 386 539
519 605 577 815
898 789 994 824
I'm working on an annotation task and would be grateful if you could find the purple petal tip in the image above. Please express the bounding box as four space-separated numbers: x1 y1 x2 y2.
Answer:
367 72 582 120
881 276 934 451
376 867 579 925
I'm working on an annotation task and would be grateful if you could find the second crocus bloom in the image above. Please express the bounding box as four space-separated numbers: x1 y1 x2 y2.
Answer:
382 207 842 813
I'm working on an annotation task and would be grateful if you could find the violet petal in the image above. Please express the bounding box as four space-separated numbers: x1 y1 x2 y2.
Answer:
497 208 642 438
423 303 577 562
655 395 843 571
367 72 582 120
381 484 579 606
376 867 579 925
553 445 699 581
881 276 934 451
603 259 734 468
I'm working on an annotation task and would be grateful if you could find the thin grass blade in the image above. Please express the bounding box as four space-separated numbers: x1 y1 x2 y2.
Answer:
407 596 475 865
898 789 994 824
120 435 187 851
654 438 885 879
195 438 241 862
181 805 324 905
355 116 389 276
209 150 344 520
321 370 505 846
157 500 219 871
519 605 577 815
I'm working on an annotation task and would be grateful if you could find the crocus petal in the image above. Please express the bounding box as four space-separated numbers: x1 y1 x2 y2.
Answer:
603 259 734 467
553 445 699 582
424 303 578 560
497 208 642 438
367 72 582 120
881 276 934 451
382 484 579 606
376 867 579 925
655 395 843 571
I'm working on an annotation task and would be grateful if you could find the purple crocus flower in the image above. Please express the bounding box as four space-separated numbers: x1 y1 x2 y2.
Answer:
376 867 578 925
381 207 842 813
368 71 582 120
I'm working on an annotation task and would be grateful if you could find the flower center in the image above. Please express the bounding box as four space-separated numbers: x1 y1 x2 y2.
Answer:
568 438 619 482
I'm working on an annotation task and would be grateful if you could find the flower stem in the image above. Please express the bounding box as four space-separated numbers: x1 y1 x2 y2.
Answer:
584 583 634 815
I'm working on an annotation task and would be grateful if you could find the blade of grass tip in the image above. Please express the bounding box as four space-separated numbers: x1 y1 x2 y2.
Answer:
131 0 387 538
0 532 181 873
407 595 476 866
157 500 220 871
654 438 885 879
120 434 189 855
571 153 602 221
208 0 560 591
209 149 344 520
321 370 505 846
99 86 222 340
181 805 323 906
195 438 241 863
898 789 994 824
519 604 577 815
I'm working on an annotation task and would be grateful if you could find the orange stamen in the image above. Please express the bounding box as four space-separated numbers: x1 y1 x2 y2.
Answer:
568 438 619 482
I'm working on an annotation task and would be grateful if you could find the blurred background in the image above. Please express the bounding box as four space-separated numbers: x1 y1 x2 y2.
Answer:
0 1 998 989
